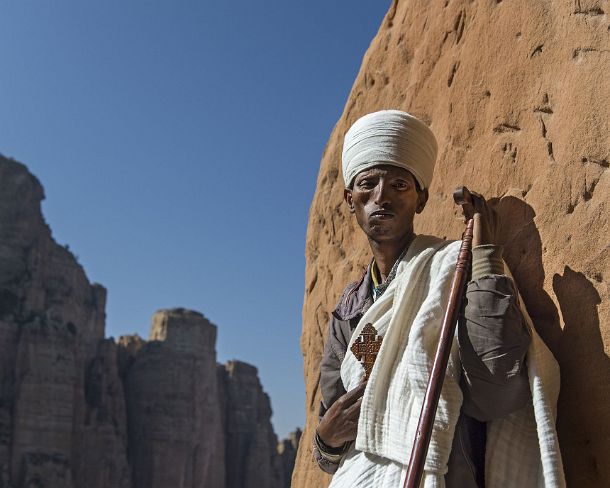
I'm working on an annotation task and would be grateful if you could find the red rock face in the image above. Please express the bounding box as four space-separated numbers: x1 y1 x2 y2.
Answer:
294 1 609 487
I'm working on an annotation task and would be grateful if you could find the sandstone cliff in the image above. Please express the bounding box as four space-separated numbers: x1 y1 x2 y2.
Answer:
122 309 226 488
218 361 284 488
295 1 609 487
278 428 302 488
0 155 298 488
0 155 129 488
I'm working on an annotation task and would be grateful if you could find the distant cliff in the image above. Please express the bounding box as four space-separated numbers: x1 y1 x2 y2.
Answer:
0 155 300 488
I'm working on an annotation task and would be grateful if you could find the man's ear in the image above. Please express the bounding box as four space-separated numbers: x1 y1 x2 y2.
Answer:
344 188 355 213
416 188 429 214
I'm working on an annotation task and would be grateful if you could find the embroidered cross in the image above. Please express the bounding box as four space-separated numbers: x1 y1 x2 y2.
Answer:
350 323 383 380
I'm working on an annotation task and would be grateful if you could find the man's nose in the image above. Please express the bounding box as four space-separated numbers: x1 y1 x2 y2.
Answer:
373 180 390 205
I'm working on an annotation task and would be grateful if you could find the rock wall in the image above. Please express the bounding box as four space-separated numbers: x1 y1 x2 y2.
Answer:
0 155 129 488
278 429 302 488
218 361 284 488
294 1 609 487
122 309 226 488
0 155 299 487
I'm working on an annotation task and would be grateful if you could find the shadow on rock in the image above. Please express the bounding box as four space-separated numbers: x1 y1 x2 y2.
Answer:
553 267 608 486
490 196 560 349
488 195 608 487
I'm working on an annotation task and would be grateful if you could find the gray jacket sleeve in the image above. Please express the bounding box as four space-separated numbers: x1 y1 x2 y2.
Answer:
459 245 532 421
313 314 350 474
320 315 348 411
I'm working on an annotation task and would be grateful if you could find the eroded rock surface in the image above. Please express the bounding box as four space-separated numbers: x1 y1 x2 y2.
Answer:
123 309 226 488
278 429 302 488
0 155 129 488
219 361 284 488
0 155 299 487
294 1 609 487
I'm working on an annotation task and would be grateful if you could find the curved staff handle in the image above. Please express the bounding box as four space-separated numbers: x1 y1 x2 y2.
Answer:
402 186 474 488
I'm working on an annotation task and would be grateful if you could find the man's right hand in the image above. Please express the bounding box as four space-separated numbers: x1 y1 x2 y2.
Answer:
317 380 367 448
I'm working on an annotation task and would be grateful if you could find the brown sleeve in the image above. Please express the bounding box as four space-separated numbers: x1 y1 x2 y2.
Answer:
312 432 344 474
320 314 348 409
313 314 350 473
459 245 532 422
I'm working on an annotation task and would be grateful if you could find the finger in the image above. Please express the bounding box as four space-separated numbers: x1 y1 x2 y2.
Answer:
470 192 487 214
345 397 363 419
470 193 498 246
342 381 367 405
493 206 500 234
458 191 478 221
459 198 476 221
472 193 496 223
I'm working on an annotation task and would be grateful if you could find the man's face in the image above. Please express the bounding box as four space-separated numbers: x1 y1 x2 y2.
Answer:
344 165 428 243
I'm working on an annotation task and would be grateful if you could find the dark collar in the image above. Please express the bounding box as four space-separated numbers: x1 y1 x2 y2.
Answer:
332 263 374 321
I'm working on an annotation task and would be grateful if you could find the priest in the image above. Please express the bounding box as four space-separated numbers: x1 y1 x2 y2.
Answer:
312 110 565 487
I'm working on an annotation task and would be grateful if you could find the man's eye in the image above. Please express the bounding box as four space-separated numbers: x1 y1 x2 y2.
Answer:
358 179 374 189
394 180 409 189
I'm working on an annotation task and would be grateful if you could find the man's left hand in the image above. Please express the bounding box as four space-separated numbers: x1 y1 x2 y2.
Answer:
460 191 499 247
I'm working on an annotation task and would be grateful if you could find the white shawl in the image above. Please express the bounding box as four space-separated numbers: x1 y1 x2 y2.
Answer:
329 235 565 488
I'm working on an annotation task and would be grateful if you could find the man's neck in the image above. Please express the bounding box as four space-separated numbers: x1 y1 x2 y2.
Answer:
369 231 415 281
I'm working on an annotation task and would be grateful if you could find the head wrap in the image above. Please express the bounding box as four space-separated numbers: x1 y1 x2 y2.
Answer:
341 110 438 189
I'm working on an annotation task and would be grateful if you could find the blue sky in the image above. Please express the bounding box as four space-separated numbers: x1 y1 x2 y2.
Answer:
0 1 389 439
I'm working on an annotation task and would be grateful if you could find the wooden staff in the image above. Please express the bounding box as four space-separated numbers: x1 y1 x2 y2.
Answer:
403 186 474 488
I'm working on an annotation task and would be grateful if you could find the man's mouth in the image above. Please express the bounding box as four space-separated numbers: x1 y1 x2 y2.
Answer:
370 210 394 219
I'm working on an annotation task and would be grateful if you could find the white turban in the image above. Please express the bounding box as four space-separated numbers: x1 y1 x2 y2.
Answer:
341 110 438 189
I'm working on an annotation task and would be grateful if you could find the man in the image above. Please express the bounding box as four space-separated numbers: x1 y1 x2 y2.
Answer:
312 110 565 487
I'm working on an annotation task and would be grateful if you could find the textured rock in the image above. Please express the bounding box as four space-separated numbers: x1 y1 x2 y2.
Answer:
294 1 609 487
0 156 298 488
218 361 284 488
123 309 226 488
78 338 131 488
120 322 290 488
278 428 302 488
0 155 129 488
